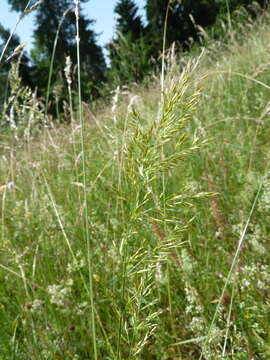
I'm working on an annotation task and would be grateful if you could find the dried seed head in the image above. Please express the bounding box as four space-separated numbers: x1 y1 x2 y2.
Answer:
24 0 44 14
64 56 72 86
74 0 80 18
5 43 26 63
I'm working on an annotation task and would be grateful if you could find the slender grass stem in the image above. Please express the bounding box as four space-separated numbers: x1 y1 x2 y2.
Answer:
45 8 73 116
208 70 270 91
160 0 171 101
225 0 232 33
74 2 97 359
0 0 32 63
199 170 268 359
116 240 128 360
222 281 236 357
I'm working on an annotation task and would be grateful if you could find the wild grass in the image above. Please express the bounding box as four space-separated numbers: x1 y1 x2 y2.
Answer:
1 4 270 360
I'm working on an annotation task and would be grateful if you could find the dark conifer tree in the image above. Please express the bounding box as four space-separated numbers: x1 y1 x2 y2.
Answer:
107 0 152 85
145 0 185 57
7 0 106 101
183 0 219 28
145 0 220 57
114 0 145 39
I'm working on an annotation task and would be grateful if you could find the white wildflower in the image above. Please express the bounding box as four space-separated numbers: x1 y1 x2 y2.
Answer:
47 279 73 307
181 249 193 274
26 299 44 313
0 181 15 193
67 251 86 273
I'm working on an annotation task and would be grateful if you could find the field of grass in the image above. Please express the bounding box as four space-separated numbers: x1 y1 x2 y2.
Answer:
1 8 270 360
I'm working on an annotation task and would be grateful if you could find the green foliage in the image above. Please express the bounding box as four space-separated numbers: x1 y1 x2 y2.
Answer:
3 0 270 96
184 0 220 27
0 24 32 108
1 58 46 137
114 0 145 40
107 0 151 85
5 0 106 109
30 0 106 102
2 9 270 359
107 33 153 85
108 0 269 86
145 0 196 54
144 0 220 60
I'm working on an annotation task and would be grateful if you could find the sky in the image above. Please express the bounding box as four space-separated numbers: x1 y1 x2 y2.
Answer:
1 0 146 54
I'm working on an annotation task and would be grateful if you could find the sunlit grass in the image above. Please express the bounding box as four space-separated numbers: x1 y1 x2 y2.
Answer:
1 5 270 360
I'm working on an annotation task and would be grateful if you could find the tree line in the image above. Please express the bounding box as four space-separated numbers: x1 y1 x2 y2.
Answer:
0 0 269 113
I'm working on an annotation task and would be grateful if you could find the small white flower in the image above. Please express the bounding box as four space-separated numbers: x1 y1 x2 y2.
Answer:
66 278 74 287
0 181 15 193
6 181 15 190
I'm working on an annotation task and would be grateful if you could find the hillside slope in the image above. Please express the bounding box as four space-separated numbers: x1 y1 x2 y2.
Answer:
1 11 270 360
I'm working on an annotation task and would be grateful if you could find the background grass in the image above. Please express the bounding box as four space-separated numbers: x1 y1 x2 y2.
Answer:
1 8 270 360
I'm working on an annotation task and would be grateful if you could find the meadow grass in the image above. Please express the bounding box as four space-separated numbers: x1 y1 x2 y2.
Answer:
1 5 270 360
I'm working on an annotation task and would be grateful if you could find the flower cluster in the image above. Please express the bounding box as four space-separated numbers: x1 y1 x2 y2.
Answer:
47 278 73 308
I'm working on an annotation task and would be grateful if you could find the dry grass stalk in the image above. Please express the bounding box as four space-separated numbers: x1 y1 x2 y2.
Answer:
150 221 165 241
204 169 225 238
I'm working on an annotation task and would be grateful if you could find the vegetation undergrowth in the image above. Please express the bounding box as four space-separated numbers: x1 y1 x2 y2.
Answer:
1 5 270 360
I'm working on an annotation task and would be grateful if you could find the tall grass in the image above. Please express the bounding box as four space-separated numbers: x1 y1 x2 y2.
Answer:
1 4 270 360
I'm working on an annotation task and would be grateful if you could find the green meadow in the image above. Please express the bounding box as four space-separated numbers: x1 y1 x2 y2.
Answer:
1 7 270 360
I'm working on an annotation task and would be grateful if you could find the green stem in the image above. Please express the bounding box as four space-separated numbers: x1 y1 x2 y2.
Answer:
45 8 72 116
161 0 171 102
117 236 128 360
74 2 97 359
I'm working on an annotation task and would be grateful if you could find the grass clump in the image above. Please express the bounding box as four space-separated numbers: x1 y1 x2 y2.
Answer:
0 51 208 359
1 6 270 360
